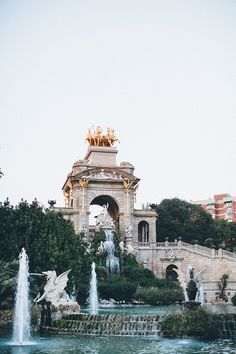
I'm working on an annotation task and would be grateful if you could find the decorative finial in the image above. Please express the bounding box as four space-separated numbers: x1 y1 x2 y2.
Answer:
48 200 56 207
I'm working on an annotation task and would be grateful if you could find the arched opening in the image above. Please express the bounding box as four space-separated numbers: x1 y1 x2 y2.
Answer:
138 221 149 243
89 195 119 231
166 264 178 281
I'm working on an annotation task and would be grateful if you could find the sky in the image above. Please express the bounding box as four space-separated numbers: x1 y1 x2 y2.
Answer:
0 0 236 209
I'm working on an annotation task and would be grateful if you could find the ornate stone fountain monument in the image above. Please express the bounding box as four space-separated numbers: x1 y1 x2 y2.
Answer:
56 126 157 260
52 126 236 304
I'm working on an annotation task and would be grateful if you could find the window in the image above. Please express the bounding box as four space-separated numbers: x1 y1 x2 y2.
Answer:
138 221 149 243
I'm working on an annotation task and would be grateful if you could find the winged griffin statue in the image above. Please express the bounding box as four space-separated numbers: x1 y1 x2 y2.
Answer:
176 265 207 303
34 269 73 306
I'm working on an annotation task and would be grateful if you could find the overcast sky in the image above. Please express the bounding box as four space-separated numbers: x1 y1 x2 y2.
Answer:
0 0 236 209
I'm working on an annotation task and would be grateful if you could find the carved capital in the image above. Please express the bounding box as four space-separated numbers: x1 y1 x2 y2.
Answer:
78 179 89 189
123 179 134 190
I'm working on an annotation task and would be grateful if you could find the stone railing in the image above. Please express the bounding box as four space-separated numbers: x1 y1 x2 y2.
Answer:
221 249 236 260
137 242 150 247
183 242 212 256
154 241 236 261
136 241 236 261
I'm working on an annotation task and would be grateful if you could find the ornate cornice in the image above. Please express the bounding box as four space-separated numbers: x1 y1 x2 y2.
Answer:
70 167 140 186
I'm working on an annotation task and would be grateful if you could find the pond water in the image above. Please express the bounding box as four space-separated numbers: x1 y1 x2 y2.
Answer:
1 305 236 354
81 304 181 315
0 332 235 354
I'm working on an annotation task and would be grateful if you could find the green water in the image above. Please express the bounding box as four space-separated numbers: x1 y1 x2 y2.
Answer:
81 304 181 315
1 306 235 353
0 333 235 354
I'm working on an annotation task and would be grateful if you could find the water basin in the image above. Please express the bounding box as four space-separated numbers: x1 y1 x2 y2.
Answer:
81 304 181 315
0 332 235 354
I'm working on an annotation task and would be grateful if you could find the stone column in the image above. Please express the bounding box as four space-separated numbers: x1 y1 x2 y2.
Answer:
123 179 135 246
78 179 89 235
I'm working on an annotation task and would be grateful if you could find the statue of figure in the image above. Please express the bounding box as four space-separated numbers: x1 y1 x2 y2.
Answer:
86 126 119 147
93 126 102 146
125 243 136 256
143 257 149 269
185 266 207 303
34 270 74 305
86 243 92 254
96 203 115 230
125 224 133 239
186 268 198 301
86 128 94 146
119 240 125 254
80 224 87 237
102 203 109 215
176 266 207 304
96 241 104 256
107 128 119 146
175 268 188 302
166 248 176 262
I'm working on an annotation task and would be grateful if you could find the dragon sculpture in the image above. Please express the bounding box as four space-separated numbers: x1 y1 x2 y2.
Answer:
34 269 72 305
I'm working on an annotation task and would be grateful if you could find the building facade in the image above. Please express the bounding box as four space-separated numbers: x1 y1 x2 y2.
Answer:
53 127 236 304
192 194 236 222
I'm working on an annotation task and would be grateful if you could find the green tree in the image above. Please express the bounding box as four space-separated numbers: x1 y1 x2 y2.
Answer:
153 198 216 244
0 199 92 301
214 220 236 251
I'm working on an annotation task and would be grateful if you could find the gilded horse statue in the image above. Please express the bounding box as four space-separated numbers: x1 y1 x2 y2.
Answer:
86 127 119 147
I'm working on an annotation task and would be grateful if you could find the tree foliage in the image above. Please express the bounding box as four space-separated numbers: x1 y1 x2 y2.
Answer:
153 198 236 250
93 255 182 304
0 199 92 305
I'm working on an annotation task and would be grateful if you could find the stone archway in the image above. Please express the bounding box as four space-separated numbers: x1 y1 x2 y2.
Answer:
90 195 120 232
166 264 178 281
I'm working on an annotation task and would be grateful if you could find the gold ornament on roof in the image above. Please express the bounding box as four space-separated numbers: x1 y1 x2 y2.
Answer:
86 126 119 147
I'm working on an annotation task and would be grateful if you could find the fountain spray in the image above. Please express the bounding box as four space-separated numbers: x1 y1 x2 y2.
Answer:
13 248 31 344
89 262 99 314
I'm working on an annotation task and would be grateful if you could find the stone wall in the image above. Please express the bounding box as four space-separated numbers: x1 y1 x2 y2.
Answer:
137 241 236 304
41 312 236 339
42 313 160 336
56 142 236 305
0 310 12 328
214 314 236 338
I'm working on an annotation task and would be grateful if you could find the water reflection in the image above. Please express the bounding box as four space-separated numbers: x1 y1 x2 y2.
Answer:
0 334 236 354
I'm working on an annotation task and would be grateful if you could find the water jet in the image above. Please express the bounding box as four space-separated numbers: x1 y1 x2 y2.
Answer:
12 248 32 345
89 262 99 314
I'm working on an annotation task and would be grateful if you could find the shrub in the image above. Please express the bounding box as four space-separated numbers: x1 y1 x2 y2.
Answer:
160 307 219 338
134 286 184 305
95 266 108 280
77 282 89 305
98 280 137 302
231 293 236 306
121 265 154 283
